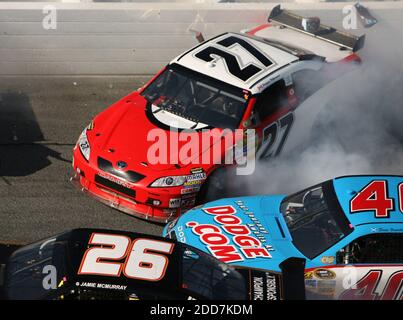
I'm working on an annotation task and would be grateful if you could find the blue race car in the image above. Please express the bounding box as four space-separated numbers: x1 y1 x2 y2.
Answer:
163 176 403 300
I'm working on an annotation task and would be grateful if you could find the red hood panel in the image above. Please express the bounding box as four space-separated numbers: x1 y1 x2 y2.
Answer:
92 93 226 172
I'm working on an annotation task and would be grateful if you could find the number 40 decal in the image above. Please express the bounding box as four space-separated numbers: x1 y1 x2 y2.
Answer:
340 270 403 300
78 233 174 281
350 180 403 218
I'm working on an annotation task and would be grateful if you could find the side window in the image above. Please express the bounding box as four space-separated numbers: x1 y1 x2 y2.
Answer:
292 69 324 102
254 80 287 122
337 233 403 264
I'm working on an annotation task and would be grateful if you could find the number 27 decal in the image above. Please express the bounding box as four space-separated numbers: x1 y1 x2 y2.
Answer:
259 112 294 159
350 180 403 218
78 233 174 281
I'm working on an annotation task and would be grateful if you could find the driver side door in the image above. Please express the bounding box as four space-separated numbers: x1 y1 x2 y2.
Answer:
252 78 297 160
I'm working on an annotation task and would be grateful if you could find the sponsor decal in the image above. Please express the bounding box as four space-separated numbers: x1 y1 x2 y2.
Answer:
250 271 280 300
177 225 186 243
169 198 181 209
317 280 337 296
190 167 204 174
305 279 317 288
371 227 403 233
306 280 336 297
181 172 207 191
163 208 177 215
183 180 202 187
321 256 335 264
252 276 265 300
181 193 196 199
234 200 270 242
318 280 336 287
284 74 293 86
187 172 206 181
181 186 200 195
185 205 273 263
313 268 336 279
305 279 336 297
183 173 207 186
265 273 279 300
98 171 132 189
75 282 127 291
181 197 196 208
234 131 259 161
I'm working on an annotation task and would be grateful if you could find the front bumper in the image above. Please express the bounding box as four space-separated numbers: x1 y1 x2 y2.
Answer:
71 151 187 224
71 173 177 223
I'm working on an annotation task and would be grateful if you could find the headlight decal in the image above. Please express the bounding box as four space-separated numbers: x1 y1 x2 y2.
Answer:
78 128 91 161
150 171 207 188
150 176 187 188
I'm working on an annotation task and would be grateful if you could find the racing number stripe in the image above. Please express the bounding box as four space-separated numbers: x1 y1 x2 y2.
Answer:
78 233 174 281
339 270 382 300
123 238 174 281
340 270 403 300
78 233 130 277
350 180 394 218
194 35 273 81
259 112 294 159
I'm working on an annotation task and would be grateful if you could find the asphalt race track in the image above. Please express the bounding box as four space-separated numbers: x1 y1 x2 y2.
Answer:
0 76 165 243
0 5 402 244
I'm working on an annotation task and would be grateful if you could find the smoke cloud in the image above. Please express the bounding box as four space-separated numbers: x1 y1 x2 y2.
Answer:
234 20 403 196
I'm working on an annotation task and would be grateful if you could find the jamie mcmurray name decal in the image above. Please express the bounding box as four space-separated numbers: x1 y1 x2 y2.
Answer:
185 204 274 263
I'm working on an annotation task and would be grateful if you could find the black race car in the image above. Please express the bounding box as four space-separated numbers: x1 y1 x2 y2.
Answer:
0 228 305 300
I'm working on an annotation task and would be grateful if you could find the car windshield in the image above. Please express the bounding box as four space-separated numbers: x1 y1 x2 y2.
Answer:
141 64 249 130
280 181 353 259
180 246 247 300
4 235 69 300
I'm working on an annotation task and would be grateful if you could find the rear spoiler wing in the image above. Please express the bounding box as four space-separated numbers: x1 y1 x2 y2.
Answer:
268 5 365 52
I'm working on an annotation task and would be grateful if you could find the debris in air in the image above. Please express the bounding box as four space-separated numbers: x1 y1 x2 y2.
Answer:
189 29 205 44
355 2 378 28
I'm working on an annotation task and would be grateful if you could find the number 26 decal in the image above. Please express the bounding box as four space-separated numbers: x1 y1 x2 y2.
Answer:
78 233 174 281
350 180 403 218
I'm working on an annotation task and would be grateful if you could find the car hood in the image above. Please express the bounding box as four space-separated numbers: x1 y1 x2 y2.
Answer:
165 195 305 271
91 92 225 172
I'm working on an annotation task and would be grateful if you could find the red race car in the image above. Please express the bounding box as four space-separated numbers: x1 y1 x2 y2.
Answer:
71 6 365 223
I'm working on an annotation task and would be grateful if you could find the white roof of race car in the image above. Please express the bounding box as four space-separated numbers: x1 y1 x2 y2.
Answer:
171 32 299 92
